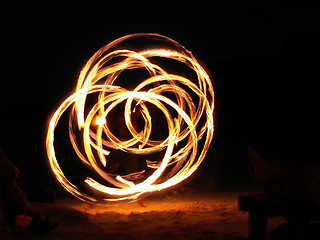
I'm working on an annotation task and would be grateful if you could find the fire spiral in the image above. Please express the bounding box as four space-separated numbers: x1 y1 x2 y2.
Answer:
46 33 214 204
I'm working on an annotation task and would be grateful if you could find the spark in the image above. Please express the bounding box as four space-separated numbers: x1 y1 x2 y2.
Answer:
46 33 214 204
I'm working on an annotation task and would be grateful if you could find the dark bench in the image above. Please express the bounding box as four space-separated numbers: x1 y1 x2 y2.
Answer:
238 193 320 240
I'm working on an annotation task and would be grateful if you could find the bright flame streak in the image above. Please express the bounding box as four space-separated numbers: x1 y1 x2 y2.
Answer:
95 116 106 125
46 33 214 204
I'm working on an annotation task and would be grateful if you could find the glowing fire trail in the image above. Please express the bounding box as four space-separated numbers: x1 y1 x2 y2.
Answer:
46 33 214 204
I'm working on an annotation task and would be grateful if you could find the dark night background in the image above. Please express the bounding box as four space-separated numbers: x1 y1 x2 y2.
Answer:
1 1 320 196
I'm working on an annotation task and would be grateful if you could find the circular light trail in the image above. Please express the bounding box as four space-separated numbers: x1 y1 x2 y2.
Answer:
46 33 214 204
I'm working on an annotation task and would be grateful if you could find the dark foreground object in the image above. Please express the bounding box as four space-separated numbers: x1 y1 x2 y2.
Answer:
239 194 320 240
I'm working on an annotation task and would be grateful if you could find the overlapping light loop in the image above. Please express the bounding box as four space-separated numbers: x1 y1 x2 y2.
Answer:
46 33 214 204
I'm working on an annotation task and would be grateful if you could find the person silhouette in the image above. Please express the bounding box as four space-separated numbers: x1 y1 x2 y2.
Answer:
0 147 58 233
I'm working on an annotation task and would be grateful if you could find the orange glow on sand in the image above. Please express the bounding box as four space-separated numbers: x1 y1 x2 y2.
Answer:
46 33 214 204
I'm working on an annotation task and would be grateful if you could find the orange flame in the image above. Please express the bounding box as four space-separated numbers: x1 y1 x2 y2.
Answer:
46 33 214 204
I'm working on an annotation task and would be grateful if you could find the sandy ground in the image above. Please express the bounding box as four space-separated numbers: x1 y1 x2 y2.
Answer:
2 188 286 240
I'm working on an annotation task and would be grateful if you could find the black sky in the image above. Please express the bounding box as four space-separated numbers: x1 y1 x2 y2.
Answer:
1 1 320 190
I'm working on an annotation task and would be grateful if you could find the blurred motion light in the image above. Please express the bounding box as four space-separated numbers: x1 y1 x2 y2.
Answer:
46 33 214 204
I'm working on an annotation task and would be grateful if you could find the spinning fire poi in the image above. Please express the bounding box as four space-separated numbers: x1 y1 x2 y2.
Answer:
46 33 214 204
